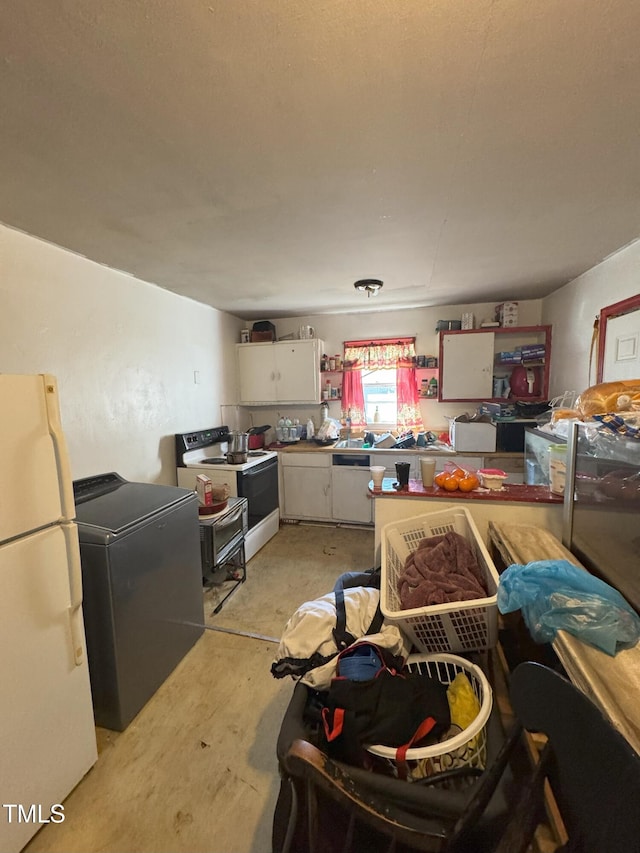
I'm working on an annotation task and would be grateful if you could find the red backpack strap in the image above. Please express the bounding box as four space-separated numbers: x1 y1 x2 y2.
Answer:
321 706 345 742
395 715 437 780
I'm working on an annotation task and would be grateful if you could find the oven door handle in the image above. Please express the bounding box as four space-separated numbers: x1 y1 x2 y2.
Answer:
243 460 276 478
216 504 245 528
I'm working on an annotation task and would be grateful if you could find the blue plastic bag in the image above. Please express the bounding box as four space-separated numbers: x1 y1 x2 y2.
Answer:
498 559 640 656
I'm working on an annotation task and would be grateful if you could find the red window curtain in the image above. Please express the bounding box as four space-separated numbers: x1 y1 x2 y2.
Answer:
342 370 366 426
396 366 424 432
342 338 424 431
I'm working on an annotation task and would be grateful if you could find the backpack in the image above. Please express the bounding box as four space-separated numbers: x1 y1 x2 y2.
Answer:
319 641 451 768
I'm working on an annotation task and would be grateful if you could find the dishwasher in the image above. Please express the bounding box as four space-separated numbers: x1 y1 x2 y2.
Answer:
332 454 373 524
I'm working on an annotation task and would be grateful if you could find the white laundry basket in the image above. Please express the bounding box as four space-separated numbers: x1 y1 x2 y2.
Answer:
381 507 500 653
366 653 492 781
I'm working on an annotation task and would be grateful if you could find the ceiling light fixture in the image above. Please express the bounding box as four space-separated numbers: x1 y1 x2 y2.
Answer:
354 278 383 298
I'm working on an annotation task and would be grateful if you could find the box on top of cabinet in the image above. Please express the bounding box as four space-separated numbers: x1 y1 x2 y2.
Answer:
449 420 497 452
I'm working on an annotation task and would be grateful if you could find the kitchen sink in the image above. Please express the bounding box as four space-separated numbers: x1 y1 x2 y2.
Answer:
334 438 365 448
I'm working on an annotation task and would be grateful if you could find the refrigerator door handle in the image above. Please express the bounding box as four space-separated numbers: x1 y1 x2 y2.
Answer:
63 523 85 667
43 375 76 521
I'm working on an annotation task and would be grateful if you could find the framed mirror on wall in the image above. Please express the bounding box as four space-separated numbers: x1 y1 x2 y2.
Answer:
597 294 640 382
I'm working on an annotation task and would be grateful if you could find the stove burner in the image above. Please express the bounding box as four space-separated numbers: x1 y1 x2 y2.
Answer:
200 457 228 465
248 450 268 457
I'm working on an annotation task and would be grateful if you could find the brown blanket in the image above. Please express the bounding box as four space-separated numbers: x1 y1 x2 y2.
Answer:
397 531 487 610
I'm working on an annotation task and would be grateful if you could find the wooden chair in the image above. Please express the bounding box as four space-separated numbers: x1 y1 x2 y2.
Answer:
273 663 640 853
272 680 521 853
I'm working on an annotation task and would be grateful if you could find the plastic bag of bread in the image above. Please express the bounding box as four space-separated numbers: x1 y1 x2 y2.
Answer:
576 380 640 419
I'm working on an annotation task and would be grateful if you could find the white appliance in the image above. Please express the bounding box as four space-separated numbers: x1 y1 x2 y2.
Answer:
0 374 97 853
175 427 279 562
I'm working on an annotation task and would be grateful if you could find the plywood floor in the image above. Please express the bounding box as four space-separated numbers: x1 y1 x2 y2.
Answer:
25 523 375 853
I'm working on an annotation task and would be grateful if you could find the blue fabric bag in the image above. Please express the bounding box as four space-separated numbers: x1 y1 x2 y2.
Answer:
498 559 640 656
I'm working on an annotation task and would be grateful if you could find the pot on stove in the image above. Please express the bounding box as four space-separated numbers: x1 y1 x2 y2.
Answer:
226 430 249 464
228 430 249 454
226 451 248 464
247 424 270 450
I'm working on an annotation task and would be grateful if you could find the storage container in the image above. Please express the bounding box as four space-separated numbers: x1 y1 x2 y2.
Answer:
366 653 492 782
381 507 500 653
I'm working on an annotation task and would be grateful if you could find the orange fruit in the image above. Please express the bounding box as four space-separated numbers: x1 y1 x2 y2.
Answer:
459 475 479 492
443 476 460 491
434 472 450 488
450 467 467 480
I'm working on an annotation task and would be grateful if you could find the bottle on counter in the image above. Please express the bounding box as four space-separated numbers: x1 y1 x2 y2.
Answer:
306 418 315 439
374 406 381 423
320 401 329 423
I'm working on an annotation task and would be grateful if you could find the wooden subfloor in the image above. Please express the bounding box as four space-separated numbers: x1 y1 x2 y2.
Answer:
24 524 375 853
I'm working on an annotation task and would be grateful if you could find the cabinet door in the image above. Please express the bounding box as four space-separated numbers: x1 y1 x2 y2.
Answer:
440 332 494 400
331 467 373 524
237 344 277 403
275 341 319 403
282 467 331 520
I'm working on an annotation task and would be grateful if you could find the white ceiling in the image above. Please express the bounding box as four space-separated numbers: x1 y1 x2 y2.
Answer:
2 1 640 320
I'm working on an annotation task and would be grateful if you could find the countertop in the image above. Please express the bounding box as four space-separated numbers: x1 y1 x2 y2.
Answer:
369 478 562 504
488 521 640 755
269 440 521 458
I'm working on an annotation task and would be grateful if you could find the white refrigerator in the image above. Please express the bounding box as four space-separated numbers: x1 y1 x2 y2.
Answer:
0 374 97 853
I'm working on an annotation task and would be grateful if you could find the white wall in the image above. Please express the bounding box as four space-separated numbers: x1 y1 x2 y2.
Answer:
542 239 640 398
0 224 243 484
244 300 543 433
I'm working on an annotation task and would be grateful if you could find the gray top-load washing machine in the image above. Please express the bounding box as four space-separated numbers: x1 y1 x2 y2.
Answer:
73 473 204 731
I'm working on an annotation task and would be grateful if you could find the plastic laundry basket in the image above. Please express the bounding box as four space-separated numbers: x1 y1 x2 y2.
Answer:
366 653 492 782
381 507 500 653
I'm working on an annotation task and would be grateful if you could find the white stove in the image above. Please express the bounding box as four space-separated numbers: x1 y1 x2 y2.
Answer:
175 427 279 561
180 448 278 472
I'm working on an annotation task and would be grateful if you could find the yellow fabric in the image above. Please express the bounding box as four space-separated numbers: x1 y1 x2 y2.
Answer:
447 672 481 731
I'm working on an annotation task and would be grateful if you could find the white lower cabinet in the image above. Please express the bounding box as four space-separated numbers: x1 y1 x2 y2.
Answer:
280 453 332 521
280 452 373 524
331 466 373 524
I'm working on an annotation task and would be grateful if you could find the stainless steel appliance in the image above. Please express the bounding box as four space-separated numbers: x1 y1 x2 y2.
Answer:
200 496 248 575
563 422 640 614
199 496 248 612
175 426 279 561
73 472 204 730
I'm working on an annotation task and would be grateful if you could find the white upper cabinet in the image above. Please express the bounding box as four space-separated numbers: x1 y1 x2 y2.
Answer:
237 339 325 404
440 332 495 401
439 326 551 402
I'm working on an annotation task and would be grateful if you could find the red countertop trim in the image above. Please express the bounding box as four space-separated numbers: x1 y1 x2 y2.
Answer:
369 478 563 504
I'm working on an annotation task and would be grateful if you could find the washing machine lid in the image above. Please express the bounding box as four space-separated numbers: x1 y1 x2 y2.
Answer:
73 472 195 536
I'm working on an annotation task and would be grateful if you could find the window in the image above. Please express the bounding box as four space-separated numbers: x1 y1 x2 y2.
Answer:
361 368 397 425
342 337 423 431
